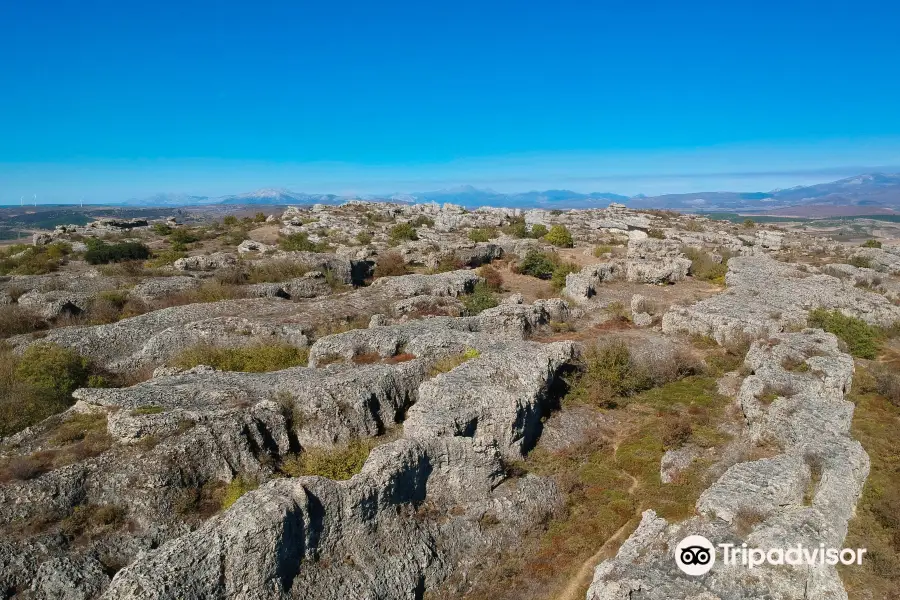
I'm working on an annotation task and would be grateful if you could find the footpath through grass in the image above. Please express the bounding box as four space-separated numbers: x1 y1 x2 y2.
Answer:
449 374 731 600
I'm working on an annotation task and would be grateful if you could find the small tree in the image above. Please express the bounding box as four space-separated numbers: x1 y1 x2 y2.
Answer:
543 224 574 248
389 223 418 243
530 224 549 239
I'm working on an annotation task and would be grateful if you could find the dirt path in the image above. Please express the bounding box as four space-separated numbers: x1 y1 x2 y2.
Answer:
553 428 644 600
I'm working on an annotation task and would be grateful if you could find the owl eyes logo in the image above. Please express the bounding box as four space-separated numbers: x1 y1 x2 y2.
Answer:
675 535 716 575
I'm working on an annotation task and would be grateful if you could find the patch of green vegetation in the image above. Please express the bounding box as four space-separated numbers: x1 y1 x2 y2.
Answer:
0 243 70 275
683 247 729 284
428 348 480 377
517 250 559 279
84 239 151 265
281 439 372 480
807 308 880 359
542 224 573 248
355 231 373 245
461 281 499 315
593 245 613 257
220 475 259 510
530 223 549 239
848 255 873 269
278 232 329 252
468 227 498 243
388 222 419 243
169 342 309 372
130 405 165 416
840 365 900 598
550 261 579 292
646 228 666 239
861 239 882 249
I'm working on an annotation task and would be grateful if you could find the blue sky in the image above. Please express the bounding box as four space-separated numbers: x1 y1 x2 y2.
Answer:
1 0 899 203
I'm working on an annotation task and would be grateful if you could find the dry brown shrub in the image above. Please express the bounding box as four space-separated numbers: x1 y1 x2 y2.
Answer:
373 251 409 278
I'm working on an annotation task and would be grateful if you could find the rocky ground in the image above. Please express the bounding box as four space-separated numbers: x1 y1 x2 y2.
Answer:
1 202 899 599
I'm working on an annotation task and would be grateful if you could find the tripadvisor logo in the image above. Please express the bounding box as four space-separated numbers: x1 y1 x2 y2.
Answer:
675 535 716 576
675 534 868 576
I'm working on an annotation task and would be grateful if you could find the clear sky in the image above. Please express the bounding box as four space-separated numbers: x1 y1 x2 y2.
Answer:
1 0 899 203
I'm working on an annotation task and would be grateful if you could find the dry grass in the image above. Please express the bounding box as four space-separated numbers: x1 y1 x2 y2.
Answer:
840 364 900 599
455 375 730 600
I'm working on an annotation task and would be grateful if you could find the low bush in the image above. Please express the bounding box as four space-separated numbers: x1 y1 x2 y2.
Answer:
355 231 373 245
479 264 504 291
530 224 549 239
872 365 900 407
278 232 329 252
0 304 45 338
84 240 151 265
683 247 729 284
593 245 613 257
468 228 497 243
0 244 68 276
169 342 309 373
373 251 409 277
807 308 880 359
742 218 756 228
389 223 418 243
281 439 372 480
15 343 90 402
462 281 499 315
517 250 558 279
543 224 573 248
550 262 579 292
861 239 882 249
244 260 310 283
849 255 873 269
646 228 666 239
411 215 434 228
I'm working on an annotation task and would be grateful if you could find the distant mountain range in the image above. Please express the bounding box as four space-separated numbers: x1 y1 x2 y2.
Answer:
120 173 900 215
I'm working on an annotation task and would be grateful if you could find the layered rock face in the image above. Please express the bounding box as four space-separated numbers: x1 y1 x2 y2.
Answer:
98 335 573 599
662 254 900 344
587 334 869 598
1 302 575 599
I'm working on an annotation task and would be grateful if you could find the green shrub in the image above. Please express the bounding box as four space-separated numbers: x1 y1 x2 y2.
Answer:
462 281 499 315
646 228 666 239
0 344 94 437
568 340 652 408
683 247 729 284
152 223 173 235
593 245 613 257
808 309 880 359
530 224 549 239
254 212 267 223
84 241 151 265
550 262 579 291
389 223 419 243
861 239 882 249
517 250 558 279
502 218 530 238
542 225 573 248
743 218 756 228
146 249 187 268
281 440 371 480
356 231 373 245
169 342 309 372
15 343 90 400
0 245 66 276
468 227 497 243
221 475 258 509
222 215 239 226
849 255 873 269
278 232 328 252
411 215 434 228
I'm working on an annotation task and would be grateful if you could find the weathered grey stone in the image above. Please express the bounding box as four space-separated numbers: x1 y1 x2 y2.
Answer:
173 252 238 271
